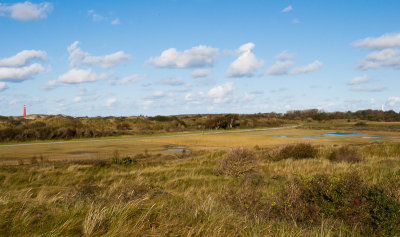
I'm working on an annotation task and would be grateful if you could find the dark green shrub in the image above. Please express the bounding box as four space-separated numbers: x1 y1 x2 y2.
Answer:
328 146 362 163
273 143 318 160
219 147 258 177
110 150 137 166
355 121 367 126
279 172 400 235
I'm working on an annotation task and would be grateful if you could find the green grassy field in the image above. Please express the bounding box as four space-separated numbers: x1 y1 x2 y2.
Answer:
1 124 400 236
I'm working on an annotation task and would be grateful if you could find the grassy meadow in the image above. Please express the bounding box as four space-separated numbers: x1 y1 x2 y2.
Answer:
1 121 400 236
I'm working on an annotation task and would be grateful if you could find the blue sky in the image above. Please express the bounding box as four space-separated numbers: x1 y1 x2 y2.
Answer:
0 0 400 116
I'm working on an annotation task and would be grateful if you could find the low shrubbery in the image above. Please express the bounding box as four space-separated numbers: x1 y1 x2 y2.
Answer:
218 147 258 177
110 151 137 166
269 143 318 161
328 146 362 163
224 172 400 235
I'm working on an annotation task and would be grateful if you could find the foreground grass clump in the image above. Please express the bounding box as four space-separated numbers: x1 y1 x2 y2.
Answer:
270 143 318 161
218 147 258 177
328 145 362 163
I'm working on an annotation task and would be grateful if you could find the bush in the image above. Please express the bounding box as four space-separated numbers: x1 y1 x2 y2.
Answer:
355 121 367 126
110 150 137 166
328 146 362 163
219 147 258 177
272 143 318 161
287 173 400 235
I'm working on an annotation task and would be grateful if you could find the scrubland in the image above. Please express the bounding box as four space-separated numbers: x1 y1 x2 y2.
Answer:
1 141 400 236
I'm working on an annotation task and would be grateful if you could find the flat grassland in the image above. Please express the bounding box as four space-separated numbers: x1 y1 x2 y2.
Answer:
1 123 400 236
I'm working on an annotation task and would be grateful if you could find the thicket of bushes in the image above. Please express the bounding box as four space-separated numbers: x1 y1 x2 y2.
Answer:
2 108 400 142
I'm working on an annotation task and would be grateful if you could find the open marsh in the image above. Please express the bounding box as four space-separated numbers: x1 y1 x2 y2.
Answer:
1 126 400 165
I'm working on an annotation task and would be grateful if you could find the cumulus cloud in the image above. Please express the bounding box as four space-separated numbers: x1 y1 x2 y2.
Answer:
266 51 322 75
67 41 131 68
207 82 235 103
147 45 219 68
0 50 47 67
281 5 293 13
350 85 386 92
0 63 44 82
184 82 235 105
46 68 111 89
353 33 400 49
289 60 323 74
0 1 53 21
0 50 47 83
158 77 184 86
0 82 7 91
348 75 373 85
105 98 117 107
356 48 400 70
114 74 145 85
266 60 294 75
191 68 211 78
226 42 264 77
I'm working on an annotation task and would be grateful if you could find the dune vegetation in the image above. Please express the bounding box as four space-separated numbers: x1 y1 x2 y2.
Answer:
1 141 400 236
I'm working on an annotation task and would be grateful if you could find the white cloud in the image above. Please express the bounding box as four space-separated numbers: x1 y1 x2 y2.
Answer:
226 42 264 77
0 63 44 82
356 48 400 70
46 68 111 89
88 10 120 25
72 96 82 103
275 50 297 60
0 50 47 67
116 74 145 85
281 5 293 13
67 41 131 68
266 60 294 75
353 33 400 49
184 92 205 104
191 68 211 78
0 1 53 21
388 97 400 106
147 45 219 68
111 18 120 25
143 91 171 100
289 60 323 74
0 82 7 91
267 51 322 76
207 82 235 103
348 75 373 85
158 77 184 86
105 98 117 107
350 85 386 92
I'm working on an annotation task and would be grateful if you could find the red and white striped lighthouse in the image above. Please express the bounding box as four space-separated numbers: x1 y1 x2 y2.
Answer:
23 105 26 117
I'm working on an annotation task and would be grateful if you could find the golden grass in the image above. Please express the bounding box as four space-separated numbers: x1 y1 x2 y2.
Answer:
1 141 400 235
